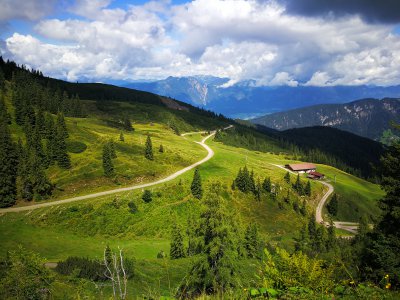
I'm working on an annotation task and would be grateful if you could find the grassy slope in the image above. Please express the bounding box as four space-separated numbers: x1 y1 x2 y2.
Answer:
0 96 383 297
318 164 384 222
4 92 211 202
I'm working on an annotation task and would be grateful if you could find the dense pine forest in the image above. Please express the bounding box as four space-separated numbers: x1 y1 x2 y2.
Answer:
0 58 399 299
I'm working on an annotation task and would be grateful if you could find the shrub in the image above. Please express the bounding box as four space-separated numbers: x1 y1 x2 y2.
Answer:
142 190 152 203
55 256 134 281
66 141 87 153
128 201 138 213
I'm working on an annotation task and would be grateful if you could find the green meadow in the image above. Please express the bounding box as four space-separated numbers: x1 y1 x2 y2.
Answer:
0 107 384 298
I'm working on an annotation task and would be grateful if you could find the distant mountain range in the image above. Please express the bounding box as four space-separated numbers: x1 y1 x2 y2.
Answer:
251 98 400 141
123 76 400 118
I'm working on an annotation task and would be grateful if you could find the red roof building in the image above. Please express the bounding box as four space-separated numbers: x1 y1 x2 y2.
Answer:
308 171 325 179
287 163 316 173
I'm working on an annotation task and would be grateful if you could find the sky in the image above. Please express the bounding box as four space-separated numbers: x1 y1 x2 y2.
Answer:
1 0 400 87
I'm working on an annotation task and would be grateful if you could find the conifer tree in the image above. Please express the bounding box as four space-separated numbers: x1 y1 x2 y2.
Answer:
0 120 18 207
16 140 33 201
44 113 57 164
294 173 303 194
244 223 260 258
360 134 400 284
108 140 117 159
262 177 271 193
123 116 133 131
29 152 52 199
186 214 200 256
191 168 203 199
250 170 256 194
119 132 124 142
300 199 307 216
284 171 290 183
0 94 11 124
55 117 71 169
170 222 186 259
178 193 239 297
144 135 153 160
56 112 68 139
35 108 46 136
255 178 262 201
327 193 338 216
305 180 311 197
0 68 4 91
326 219 336 250
102 144 114 177
159 144 164 153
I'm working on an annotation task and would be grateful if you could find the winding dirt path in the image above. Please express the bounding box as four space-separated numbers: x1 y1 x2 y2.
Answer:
270 163 357 234
0 126 233 213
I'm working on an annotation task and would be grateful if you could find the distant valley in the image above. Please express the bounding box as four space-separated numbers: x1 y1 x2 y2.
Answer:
251 98 400 142
124 76 400 118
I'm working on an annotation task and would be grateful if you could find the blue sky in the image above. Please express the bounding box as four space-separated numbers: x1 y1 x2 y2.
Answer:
1 0 400 87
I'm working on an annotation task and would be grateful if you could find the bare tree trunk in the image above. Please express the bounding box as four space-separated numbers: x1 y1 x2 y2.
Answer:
103 246 128 300
104 247 116 299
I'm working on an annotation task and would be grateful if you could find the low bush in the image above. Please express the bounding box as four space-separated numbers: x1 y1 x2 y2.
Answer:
66 141 87 153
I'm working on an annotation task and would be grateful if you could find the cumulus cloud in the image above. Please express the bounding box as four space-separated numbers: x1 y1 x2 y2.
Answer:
0 0 56 21
3 0 400 87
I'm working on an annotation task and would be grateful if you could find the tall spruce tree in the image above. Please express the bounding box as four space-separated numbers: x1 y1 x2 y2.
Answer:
35 108 46 137
170 222 186 259
0 94 11 124
178 193 239 297
360 131 400 286
191 168 203 199
244 223 260 258
305 180 311 197
284 171 290 183
55 115 71 169
123 116 133 131
0 120 18 207
102 144 114 177
16 140 33 201
255 178 262 201
144 135 153 160
262 177 271 193
44 113 57 165
29 152 52 199
294 173 303 194
327 193 338 216
108 140 117 159
56 112 68 139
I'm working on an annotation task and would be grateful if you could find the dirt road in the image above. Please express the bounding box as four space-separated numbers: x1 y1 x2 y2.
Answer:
0 126 232 213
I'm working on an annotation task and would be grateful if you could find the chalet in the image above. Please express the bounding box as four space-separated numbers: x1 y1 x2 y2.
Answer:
307 171 325 180
286 163 316 173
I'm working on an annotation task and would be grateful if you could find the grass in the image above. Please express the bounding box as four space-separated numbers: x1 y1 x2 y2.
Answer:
317 164 383 222
0 98 385 298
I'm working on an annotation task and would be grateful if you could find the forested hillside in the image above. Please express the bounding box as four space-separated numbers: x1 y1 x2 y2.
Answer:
1 58 399 300
0 58 230 208
252 98 400 142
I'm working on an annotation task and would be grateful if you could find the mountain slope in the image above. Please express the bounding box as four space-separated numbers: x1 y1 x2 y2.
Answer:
125 76 400 118
252 98 400 141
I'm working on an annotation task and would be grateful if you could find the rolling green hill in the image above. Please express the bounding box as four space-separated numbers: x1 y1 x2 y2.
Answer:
0 59 391 299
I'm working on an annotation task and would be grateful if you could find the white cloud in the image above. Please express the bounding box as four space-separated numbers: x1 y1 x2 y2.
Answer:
305 71 333 86
0 0 56 21
3 0 400 86
270 72 299 87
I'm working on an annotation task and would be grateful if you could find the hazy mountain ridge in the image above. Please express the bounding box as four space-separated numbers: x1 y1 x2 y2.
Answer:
124 77 400 118
251 98 400 141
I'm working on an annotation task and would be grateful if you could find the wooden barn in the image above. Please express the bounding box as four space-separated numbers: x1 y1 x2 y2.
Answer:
307 171 325 180
286 163 316 173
